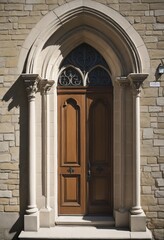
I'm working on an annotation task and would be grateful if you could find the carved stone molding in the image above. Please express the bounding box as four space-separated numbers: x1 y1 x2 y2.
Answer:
127 73 149 94
115 77 130 88
22 74 42 101
39 79 54 95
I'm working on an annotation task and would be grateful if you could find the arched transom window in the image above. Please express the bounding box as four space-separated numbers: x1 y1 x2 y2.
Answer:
58 43 112 87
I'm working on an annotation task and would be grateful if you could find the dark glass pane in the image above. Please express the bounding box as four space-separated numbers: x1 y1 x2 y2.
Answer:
87 67 112 86
61 43 109 73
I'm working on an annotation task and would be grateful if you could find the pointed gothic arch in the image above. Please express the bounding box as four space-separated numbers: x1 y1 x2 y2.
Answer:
19 1 152 238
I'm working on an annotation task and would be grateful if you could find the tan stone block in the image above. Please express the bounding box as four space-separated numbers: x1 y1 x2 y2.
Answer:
0 142 9 152
154 139 164 146
141 195 157 206
141 16 156 24
18 16 41 24
147 157 157 164
0 23 12 30
6 57 18 68
143 88 158 97
4 205 19 212
0 198 9 205
149 49 164 59
150 3 164 10
8 173 18 179
0 48 17 57
0 205 4 211
0 123 14 133
160 147 164 156
143 36 158 43
141 113 151 127
149 106 162 112
5 4 23 11
132 4 149 11
0 163 19 170
143 128 153 139
0 154 11 162
12 190 19 197
120 4 130 11
128 11 145 16
134 24 146 30
140 97 156 106
157 16 164 23
8 185 16 190
142 186 151 194
141 172 155 185
10 198 17 205
0 173 8 179
9 10 29 16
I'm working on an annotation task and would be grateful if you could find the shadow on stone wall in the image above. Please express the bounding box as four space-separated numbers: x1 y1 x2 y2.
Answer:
2 76 28 239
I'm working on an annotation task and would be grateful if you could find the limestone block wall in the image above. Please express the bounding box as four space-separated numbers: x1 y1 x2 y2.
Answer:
0 0 164 240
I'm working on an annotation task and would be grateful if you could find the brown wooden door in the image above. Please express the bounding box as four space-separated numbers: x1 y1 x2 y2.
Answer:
58 87 113 215
87 89 113 215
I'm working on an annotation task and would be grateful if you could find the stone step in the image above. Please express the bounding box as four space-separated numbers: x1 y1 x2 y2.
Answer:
19 226 152 240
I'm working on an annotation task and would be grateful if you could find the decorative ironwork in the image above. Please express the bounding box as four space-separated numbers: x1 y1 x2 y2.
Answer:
58 67 83 86
88 67 112 86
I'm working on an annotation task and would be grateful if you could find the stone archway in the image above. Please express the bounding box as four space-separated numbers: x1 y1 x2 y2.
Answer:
18 0 151 237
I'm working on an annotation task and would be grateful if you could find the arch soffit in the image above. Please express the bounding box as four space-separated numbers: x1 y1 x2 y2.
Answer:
18 0 150 80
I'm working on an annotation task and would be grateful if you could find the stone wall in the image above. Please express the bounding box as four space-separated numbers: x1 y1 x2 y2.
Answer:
0 0 164 240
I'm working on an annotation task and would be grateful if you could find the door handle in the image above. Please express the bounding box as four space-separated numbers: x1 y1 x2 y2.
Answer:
87 161 91 181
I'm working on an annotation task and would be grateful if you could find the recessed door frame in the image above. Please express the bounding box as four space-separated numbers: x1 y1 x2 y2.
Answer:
57 86 113 216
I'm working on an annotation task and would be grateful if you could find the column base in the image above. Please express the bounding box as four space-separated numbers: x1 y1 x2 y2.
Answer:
40 208 53 227
24 211 39 232
114 209 129 227
130 212 146 232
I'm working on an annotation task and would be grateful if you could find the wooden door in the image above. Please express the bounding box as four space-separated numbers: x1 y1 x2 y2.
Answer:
87 88 113 215
58 87 112 215
58 89 86 214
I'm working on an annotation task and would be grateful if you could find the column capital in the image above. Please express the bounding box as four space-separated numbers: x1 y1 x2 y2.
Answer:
21 74 42 101
127 73 149 94
39 79 54 95
115 77 130 88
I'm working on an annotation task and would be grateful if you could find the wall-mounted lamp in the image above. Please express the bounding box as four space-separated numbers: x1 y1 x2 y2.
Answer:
158 59 164 74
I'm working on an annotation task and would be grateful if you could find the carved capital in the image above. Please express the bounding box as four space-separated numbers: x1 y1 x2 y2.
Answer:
22 74 42 101
127 73 149 95
39 79 54 95
115 77 130 88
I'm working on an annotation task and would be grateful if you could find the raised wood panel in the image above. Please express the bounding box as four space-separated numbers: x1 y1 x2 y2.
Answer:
90 177 108 202
61 175 80 205
61 98 80 165
89 100 109 164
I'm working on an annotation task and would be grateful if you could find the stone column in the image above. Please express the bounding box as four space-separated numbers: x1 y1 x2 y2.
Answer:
22 74 41 231
128 73 148 232
115 77 129 227
39 79 54 227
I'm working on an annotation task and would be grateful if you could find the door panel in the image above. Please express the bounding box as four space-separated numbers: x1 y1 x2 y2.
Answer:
87 91 113 215
58 92 86 214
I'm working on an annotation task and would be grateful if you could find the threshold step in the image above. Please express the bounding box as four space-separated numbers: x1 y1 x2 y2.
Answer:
19 226 152 239
56 216 115 226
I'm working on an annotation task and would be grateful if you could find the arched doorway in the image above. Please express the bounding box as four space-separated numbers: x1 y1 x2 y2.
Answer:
18 0 151 235
57 43 113 215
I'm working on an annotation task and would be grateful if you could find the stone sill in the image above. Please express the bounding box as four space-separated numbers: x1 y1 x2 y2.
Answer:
19 226 152 239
